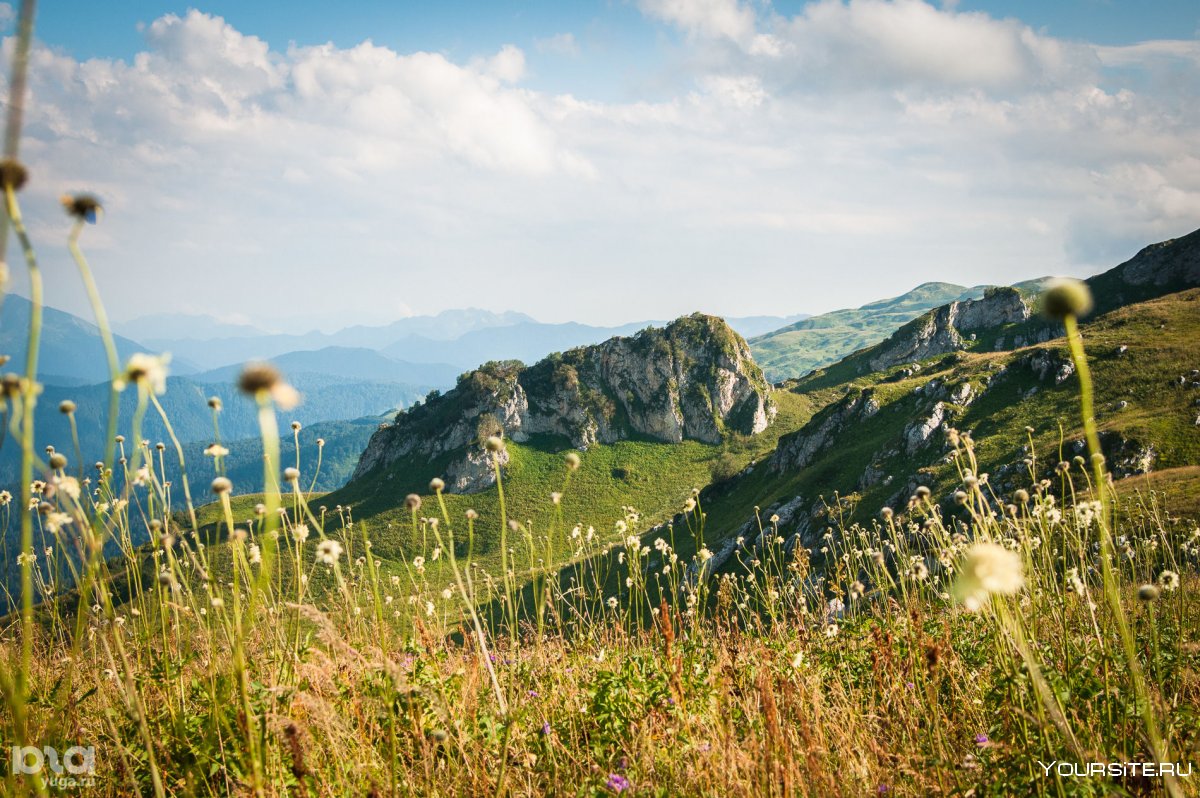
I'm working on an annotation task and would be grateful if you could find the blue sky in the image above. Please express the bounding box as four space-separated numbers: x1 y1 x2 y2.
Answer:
7 1 1200 330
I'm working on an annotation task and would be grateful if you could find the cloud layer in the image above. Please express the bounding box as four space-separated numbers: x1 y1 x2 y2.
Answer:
5 2 1199 329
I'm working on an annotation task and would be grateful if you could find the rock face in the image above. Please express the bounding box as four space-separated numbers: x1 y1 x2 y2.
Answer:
352 314 775 492
770 389 878 472
867 288 1030 372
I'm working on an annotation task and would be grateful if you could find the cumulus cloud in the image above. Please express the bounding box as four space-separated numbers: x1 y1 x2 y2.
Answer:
3 3 1198 329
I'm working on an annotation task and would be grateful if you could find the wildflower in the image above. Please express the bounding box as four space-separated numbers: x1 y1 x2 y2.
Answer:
0 159 28 191
911 560 928 581
1158 570 1179 592
204 444 229 457
207 396 222 411
316 540 343 566
850 580 865 599
283 467 300 483
60 193 102 223
58 399 76 414
465 508 478 521
424 601 435 617
565 451 581 470
791 650 804 668
238 362 300 409
485 435 504 453
975 733 989 746
123 353 170 395
405 494 422 511
605 773 630 793
824 623 839 638
1042 277 1094 320
551 491 562 505
606 596 619 610
441 588 453 600
293 524 310 543
429 477 445 492
1137 584 1160 603
413 556 426 573
55 476 80 501
211 477 233 495
541 721 552 736
698 547 713 562
248 544 262 565
952 542 1024 611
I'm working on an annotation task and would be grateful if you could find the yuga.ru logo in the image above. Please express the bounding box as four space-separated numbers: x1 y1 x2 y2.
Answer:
9 745 97 788
1039 760 1193 778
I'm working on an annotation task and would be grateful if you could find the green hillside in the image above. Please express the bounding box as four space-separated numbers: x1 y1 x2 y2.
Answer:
749 278 1050 381
701 287 1200 557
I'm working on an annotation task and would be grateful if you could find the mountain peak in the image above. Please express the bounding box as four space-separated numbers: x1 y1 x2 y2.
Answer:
352 313 775 493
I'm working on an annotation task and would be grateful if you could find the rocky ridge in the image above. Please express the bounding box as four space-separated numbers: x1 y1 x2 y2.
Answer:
351 314 775 492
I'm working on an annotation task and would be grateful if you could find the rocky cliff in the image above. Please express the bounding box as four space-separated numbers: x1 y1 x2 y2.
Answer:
865 287 1030 372
352 314 775 492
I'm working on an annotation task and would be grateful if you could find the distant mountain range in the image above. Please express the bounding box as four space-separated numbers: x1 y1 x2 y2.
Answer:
0 294 187 384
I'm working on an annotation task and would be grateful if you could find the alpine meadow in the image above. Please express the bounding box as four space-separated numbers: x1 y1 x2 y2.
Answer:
1 1 1199 797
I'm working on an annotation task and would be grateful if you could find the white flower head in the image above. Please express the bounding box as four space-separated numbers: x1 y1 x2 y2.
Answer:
316 539 343 566
952 542 1024 611
123 353 171 395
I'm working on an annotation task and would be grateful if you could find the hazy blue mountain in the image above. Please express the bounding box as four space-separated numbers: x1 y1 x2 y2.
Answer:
0 373 429 487
194 346 461 388
0 294 194 384
380 320 663 368
722 314 811 338
144 308 537 370
115 312 269 342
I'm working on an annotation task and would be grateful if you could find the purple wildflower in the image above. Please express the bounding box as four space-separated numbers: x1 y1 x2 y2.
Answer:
975 733 989 745
606 773 630 793
541 721 551 736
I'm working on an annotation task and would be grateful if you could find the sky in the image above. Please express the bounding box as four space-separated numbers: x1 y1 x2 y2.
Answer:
3 0 1199 332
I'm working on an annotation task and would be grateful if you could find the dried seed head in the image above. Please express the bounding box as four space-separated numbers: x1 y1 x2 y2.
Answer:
211 477 233 495
1041 277 1094 320
60 193 102 222
48 453 68 470
484 435 504 453
429 477 445 492
58 399 76 414
291 421 301 431
207 396 222 411
0 159 28 191
405 494 422 511
1 373 22 397
238 362 282 395
1136 584 1159 603
283 467 300 483
564 451 581 470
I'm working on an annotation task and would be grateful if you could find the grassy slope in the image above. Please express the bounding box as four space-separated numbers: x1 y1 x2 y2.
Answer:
174 390 819 602
749 278 1051 383
701 288 1200 549
748 281 981 382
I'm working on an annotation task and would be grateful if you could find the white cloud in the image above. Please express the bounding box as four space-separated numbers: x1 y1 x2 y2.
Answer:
3 4 1198 328
535 32 581 57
